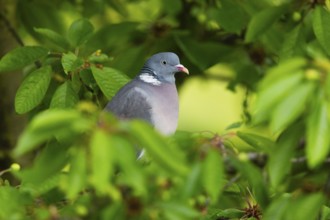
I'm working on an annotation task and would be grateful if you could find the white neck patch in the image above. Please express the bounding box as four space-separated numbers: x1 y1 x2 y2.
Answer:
139 73 161 86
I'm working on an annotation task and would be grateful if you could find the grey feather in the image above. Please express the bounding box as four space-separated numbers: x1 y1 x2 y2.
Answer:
104 52 188 135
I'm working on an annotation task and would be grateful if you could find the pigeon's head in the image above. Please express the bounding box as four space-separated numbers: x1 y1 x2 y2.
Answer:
140 52 189 84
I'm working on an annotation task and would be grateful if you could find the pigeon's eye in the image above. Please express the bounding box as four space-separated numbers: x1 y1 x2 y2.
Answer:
161 60 167 65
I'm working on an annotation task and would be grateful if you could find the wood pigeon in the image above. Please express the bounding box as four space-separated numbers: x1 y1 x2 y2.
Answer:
104 52 189 136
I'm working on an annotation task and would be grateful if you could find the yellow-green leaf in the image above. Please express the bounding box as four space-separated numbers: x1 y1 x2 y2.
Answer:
271 83 314 132
306 99 330 168
202 150 224 202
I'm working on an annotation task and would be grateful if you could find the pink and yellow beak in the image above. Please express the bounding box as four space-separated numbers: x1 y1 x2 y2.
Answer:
175 64 189 74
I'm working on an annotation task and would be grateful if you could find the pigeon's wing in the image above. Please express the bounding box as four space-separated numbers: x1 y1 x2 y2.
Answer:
104 83 153 124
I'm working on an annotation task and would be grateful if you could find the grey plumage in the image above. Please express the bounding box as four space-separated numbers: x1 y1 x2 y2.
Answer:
104 52 188 135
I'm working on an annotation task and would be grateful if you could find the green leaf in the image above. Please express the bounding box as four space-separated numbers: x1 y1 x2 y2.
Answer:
180 163 202 199
260 58 307 89
208 0 248 33
91 66 130 99
213 208 245 218
174 35 232 70
256 71 303 116
313 6 330 56
34 27 70 49
15 65 52 114
68 19 94 47
285 193 325 220
237 131 274 152
263 194 291 220
271 83 314 132
306 97 330 168
230 158 269 208
14 110 90 156
111 135 146 195
160 202 200 220
61 52 83 75
202 150 224 202
0 185 32 219
0 46 48 72
128 120 189 176
280 24 305 60
19 140 68 184
245 5 287 42
90 129 114 194
67 148 87 199
50 81 79 109
268 122 302 188
321 206 330 220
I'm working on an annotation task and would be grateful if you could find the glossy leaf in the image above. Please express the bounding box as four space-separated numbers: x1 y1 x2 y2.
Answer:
245 5 287 42
15 65 52 114
68 19 94 47
50 81 79 109
313 6 330 55
91 66 129 99
306 98 330 168
34 27 70 49
271 83 314 132
0 46 48 72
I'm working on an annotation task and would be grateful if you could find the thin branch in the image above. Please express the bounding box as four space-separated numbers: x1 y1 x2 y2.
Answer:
0 11 24 46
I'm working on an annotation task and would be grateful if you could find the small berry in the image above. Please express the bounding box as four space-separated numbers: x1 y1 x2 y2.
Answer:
10 163 21 171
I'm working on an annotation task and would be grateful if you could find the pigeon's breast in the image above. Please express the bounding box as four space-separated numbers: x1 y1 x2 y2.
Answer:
148 83 179 135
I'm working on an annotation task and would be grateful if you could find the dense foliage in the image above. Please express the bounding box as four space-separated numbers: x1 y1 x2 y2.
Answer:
1 0 330 219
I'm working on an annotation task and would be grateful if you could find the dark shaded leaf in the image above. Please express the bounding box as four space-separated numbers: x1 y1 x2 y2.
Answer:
245 5 287 42
208 0 249 33
34 28 70 50
68 19 94 47
313 6 330 56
